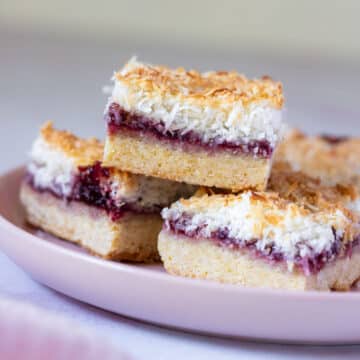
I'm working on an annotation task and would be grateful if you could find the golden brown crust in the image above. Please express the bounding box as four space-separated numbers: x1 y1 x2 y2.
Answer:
269 162 358 211
267 164 360 242
274 129 360 188
116 60 284 109
175 185 358 243
40 122 103 166
178 191 300 214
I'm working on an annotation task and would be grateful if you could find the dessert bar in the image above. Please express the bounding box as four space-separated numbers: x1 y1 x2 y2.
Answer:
20 122 195 262
103 58 284 190
159 189 360 290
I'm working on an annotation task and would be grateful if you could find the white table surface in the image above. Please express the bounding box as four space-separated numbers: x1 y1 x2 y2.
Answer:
1 27 360 359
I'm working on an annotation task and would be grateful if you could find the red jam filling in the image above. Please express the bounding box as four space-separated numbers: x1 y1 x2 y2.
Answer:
105 103 274 158
27 162 162 221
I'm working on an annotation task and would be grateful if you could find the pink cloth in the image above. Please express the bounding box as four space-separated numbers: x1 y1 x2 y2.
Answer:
0 297 132 360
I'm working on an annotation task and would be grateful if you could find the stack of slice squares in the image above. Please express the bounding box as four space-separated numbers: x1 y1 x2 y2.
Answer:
21 58 360 291
22 59 285 261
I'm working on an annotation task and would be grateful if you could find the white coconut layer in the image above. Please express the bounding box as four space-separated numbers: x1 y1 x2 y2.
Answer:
110 81 284 147
28 137 76 197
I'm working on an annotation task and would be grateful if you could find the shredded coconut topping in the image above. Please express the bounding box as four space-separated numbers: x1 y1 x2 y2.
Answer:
108 58 285 146
274 129 360 187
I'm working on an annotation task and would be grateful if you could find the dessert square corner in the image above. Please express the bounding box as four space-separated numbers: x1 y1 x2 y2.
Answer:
102 58 285 190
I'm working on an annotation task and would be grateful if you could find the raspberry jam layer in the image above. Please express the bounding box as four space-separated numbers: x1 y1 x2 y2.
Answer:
321 134 349 145
105 103 274 158
164 214 360 275
27 162 161 221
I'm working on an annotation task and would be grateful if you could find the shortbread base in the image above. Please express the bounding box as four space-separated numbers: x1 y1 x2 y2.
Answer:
158 231 360 291
104 132 271 191
20 183 162 262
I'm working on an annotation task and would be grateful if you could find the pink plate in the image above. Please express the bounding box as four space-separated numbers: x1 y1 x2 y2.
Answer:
1 167 360 344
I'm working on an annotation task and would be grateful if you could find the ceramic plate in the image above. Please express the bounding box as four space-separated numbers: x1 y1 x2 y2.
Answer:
1 167 360 344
